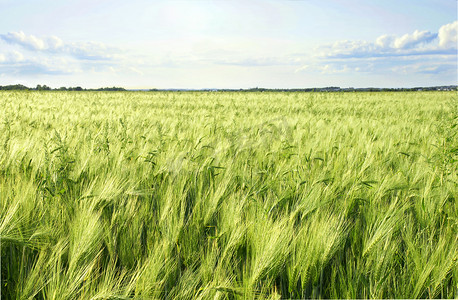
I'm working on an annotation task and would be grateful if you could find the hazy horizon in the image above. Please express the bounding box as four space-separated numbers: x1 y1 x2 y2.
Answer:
1 0 456 89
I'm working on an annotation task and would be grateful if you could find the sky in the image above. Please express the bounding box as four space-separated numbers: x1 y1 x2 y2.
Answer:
0 0 456 89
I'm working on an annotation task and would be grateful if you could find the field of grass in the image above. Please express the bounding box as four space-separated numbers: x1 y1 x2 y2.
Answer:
0 90 457 299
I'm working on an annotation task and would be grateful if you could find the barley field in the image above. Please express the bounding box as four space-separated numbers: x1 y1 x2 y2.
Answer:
0 91 457 299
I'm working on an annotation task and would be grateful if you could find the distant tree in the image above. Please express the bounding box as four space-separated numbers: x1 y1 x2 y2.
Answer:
36 84 51 91
96 87 126 91
0 84 30 90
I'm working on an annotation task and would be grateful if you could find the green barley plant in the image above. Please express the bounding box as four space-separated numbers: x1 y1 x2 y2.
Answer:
0 90 456 299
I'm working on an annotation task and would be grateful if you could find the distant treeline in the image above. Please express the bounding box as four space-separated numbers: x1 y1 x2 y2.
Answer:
0 84 456 92
0 84 126 91
202 86 457 92
151 86 457 92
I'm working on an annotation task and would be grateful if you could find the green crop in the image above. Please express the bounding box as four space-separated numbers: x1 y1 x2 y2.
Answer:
0 91 456 299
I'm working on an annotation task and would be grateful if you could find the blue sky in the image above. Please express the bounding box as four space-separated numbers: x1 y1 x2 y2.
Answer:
0 0 456 89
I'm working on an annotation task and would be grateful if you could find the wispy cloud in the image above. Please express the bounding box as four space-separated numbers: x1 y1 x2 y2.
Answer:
0 50 24 63
0 31 118 60
0 31 49 51
213 56 301 67
391 62 457 75
0 52 81 75
0 31 125 77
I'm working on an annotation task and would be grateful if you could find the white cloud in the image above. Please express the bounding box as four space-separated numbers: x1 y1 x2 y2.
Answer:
321 64 347 74
297 28 455 79
0 31 124 77
391 62 456 75
0 31 46 50
0 54 83 76
294 65 309 73
393 30 437 49
47 36 64 49
128 67 144 75
302 21 456 82
0 31 116 60
9 50 24 62
295 62 372 75
213 56 301 67
375 35 394 49
0 50 25 63
322 40 377 58
438 20 458 48
64 41 115 60
320 21 456 59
